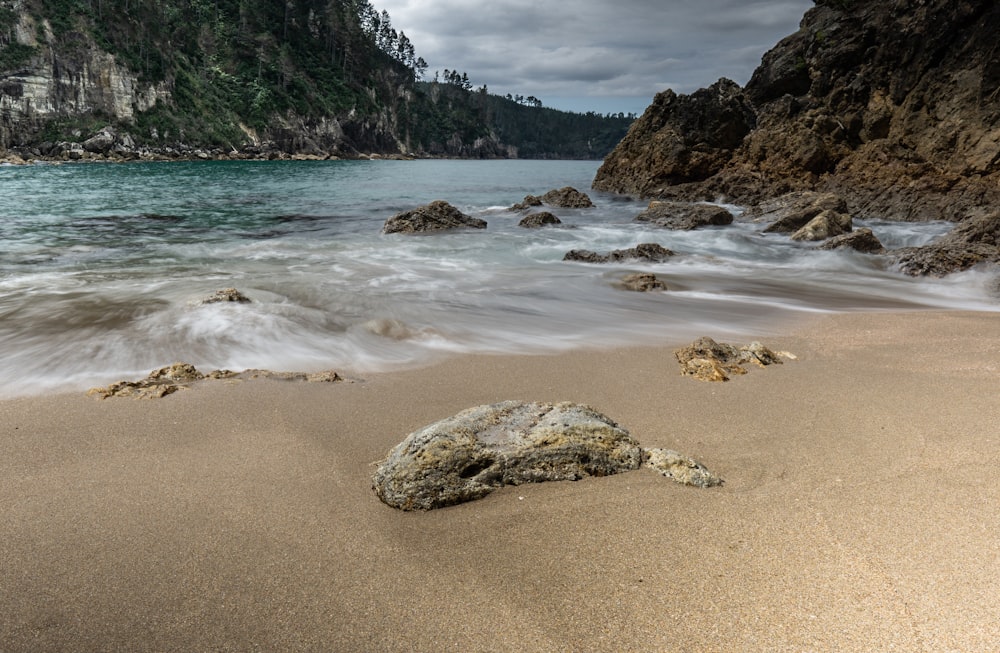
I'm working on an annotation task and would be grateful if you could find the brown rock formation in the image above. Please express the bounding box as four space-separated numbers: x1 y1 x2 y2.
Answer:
382 201 487 234
594 0 1000 248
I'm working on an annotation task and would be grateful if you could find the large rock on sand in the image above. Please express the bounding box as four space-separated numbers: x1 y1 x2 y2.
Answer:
382 200 487 234
372 401 643 510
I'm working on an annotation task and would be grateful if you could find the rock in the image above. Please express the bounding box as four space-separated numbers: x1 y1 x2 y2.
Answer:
371 401 644 510
509 195 544 211
635 201 734 230
518 211 562 228
82 127 116 154
382 200 487 234
593 78 756 196
511 187 594 211
643 448 723 488
674 337 786 382
892 213 1000 276
541 187 594 208
790 209 853 241
592 1 1000 223
88 363 343 399
817 227 886 253
563 249 610 263
202 287 252 304
619 273 667 292
563 243 674 264
754 192 849 234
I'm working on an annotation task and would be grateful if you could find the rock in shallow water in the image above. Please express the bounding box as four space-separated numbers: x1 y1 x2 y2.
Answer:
382 200 487 234
372 401 644 511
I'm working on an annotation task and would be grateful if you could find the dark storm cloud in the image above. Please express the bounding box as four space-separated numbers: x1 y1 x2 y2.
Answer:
374 0 813 114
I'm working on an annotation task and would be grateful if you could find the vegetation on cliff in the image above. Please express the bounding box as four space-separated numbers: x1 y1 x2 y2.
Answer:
0 0 632 157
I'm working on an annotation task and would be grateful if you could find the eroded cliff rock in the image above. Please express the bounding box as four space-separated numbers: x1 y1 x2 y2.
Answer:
594 0 1000 231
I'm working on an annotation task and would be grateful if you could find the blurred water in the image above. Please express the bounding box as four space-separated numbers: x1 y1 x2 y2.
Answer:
0 159 995 397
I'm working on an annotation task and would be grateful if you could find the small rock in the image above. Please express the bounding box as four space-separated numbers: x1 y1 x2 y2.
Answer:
619 273 667 292
518 211 562 228
541 186 594 208
756 192 848 234
817 227 886 253
382 200 487 234
674 336 787 382
563 243 674 264
643 448 723 487
202 287 253 304
790 209 852 241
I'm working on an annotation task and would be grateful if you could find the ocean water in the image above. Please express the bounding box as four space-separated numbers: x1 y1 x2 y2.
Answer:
1 158 996 397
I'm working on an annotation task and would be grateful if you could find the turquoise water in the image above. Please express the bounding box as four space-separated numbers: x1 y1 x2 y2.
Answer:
1 159 996 397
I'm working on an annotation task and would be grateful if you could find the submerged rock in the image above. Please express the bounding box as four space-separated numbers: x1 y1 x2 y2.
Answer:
382 200 487 234
372 401 644 510
635 201 734 230
202 287 253 304
518 211 562 228
563 242 675 264
619 273 667 292
674 337 788 382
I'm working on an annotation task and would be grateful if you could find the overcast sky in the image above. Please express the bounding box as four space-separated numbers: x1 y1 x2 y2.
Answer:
372 0 814 116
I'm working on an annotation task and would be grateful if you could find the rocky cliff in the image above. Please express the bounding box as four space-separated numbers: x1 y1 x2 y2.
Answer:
594 0 1000 224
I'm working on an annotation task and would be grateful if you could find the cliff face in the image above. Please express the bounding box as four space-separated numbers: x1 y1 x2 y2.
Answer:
594 0 1000 222
0 10 167 146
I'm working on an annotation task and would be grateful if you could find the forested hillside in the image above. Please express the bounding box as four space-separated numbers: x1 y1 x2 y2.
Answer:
0 0 632 158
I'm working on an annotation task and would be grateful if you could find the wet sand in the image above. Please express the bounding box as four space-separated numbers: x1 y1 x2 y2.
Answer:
2 310 999 652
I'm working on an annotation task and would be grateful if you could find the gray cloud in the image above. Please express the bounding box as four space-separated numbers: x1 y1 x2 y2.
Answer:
374 0 813 114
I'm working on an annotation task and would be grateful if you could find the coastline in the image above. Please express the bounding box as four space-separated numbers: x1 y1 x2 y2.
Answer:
2 309 999 652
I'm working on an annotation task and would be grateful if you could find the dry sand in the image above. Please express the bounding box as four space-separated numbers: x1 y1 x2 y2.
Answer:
2 310 999 652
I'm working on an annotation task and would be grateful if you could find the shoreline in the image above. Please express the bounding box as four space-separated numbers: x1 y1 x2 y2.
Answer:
2 309 999 651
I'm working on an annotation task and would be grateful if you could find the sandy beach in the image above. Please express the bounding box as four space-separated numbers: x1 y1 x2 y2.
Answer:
2 310 999 652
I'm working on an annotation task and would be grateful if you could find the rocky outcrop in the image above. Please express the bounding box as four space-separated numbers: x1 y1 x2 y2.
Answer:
593 0 1000 264
518 212 562 228
674 337 789 382
892 213 1000 276
593 78 755 196
372 400 721 510
382 201 487 234
563 243 674 264
635 201 734 230
88 363 343 399
618 273 667 292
